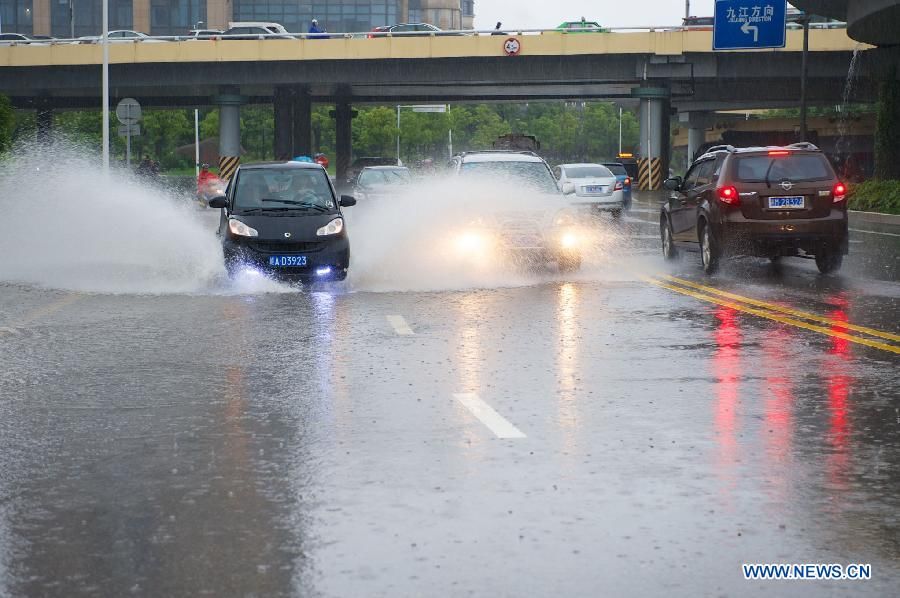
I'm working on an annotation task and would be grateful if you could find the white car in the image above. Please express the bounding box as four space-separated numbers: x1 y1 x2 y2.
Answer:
554 163 625 217
77 30 165 43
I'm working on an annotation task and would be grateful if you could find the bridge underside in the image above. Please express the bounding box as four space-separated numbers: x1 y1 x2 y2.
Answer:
3 51 879 111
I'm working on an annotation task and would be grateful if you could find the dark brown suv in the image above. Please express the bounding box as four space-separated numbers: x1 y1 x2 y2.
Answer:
660 143 848 274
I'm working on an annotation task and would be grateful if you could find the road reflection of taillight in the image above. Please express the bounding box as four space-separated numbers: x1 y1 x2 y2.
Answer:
833 182 847 203
717 185 739 206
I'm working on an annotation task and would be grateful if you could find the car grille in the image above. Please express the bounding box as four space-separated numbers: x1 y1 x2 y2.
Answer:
248 240 324 253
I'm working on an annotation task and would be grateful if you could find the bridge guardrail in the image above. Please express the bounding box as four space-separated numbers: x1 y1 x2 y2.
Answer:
0 22 850 46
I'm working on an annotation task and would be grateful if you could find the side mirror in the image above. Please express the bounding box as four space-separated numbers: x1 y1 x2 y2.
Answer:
663 177 682 191
339 195 357 207
561 182 576 195
208 195 227 209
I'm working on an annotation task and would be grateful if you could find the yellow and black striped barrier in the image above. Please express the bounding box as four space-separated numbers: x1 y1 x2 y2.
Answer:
637 157 662 190
218 156 240 181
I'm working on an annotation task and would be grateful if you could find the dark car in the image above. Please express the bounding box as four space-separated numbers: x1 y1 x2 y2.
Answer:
353 166 412 201
345 156 397 185
209 162 356 281
601 162 633 209
660 143 848 274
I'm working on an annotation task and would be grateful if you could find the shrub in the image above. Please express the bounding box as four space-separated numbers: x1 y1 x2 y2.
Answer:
848 179 900 215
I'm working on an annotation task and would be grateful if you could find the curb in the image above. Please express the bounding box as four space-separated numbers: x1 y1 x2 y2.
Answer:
849 210 900 226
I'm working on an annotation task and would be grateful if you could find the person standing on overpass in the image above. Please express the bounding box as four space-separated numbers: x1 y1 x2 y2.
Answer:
308 19 326 36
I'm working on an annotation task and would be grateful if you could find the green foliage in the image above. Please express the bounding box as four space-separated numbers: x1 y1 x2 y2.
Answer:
355 106 397 157
848 179 900 215
874 73 900 180
0 95 13 154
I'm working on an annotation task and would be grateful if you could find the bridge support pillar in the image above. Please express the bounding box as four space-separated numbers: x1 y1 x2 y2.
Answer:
332 101 357 185
36 107 53 144
273 87 293 160
633 87 670 191
214 87 245 181
687 126 706 164
292 88 312 159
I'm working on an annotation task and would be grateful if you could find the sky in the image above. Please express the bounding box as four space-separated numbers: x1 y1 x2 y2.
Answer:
473 0 719 30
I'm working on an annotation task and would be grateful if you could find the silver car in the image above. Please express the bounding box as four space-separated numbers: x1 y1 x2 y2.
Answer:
554 163 626 217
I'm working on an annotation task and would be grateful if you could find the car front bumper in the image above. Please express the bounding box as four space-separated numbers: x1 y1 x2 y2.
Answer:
223 235 350 280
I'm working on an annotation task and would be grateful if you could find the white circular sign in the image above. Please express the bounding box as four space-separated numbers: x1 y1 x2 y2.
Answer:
116 98 142 124
503 38 521 56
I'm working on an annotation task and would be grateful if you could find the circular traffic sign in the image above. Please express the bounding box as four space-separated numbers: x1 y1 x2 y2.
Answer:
503 37 521 56
115 98 142 124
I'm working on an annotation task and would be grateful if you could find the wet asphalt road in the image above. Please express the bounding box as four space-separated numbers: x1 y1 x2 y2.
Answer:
0 198 898 597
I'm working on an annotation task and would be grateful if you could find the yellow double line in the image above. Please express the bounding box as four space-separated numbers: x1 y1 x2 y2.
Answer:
642 275 900 355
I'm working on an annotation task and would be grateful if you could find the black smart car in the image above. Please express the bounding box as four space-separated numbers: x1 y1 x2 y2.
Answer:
209 162 356 281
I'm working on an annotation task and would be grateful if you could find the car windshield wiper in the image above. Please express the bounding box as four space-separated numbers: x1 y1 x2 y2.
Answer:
261 198 332 212
764 160 777 189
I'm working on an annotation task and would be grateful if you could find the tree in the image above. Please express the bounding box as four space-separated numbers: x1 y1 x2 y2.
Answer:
355 106 397 157
0 95 13 155
874 71 900 180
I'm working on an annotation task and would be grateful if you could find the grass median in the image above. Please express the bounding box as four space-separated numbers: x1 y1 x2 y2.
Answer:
848 180 900 215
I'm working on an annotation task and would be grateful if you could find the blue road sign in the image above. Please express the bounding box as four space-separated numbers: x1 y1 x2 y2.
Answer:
713 0 787 50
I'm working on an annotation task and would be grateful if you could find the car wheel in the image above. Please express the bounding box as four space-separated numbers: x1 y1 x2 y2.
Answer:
661 216 678 260
699 221 720 275
558 254 582 273
815 249 843 274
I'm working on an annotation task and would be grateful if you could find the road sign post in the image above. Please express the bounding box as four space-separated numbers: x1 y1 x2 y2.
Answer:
116 98 142 168
713 0 787 51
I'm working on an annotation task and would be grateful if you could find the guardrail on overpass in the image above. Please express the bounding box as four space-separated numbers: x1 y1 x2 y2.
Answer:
0 28 868 67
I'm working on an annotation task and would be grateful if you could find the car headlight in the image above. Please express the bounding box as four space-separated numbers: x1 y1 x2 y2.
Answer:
228 218 258 237
560 231 579 249
316 218 344 236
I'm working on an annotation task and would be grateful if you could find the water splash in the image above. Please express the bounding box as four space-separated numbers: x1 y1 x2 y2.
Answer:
0 142 228 294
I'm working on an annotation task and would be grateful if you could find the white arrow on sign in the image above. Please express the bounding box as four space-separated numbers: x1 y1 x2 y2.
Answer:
740 20 759 42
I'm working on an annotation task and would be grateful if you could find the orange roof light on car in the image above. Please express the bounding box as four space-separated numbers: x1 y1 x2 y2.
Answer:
768 150 791 156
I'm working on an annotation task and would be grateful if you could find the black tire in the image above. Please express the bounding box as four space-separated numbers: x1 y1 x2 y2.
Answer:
699 221 720 275
815 249 843 274
661 216 678 260
558 254 582 273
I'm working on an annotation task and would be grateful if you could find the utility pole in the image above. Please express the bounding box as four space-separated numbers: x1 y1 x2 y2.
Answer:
102 0 109 170
685 1 690 19
799 14 810 141
70 0 75 39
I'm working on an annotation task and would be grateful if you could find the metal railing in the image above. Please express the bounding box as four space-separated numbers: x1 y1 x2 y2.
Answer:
0 22 848 46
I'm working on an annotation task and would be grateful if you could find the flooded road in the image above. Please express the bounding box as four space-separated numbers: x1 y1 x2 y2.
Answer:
0 195 898 597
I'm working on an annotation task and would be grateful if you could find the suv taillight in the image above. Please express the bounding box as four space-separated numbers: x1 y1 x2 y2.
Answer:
833 182 847 202
717 185 739 206
614 181 623 191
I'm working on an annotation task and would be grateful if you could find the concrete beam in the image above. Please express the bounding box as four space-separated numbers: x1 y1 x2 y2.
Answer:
292 88 312 158
273 87 293 160
333 102 355 185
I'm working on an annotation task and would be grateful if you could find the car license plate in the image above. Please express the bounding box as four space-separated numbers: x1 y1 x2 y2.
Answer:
768 196 804 209
268 255 307 267
584 185 606 194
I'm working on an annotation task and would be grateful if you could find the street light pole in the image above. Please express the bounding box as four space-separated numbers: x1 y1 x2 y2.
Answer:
799 15 810 141
396 105 401 166
69 0 75 39
102 0 109 170
685 0 690 19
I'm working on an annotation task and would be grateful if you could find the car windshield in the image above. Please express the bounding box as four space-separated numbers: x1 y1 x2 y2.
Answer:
603 163 627 176
564 166 613 179
735 154 833 183
233 169 335 211
359 169 411 187
460 161 558 193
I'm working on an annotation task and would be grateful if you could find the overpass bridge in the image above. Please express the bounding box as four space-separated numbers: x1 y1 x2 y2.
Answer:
0 28 875 183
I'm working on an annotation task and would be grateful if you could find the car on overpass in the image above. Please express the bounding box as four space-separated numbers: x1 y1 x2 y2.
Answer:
554 163 625 218
447 150 586 273
0 33 50 45
660 143 848 274
368 23 447 38
77 30 165 43
223 22 295 40
186 28 224 40
555 20 606 33
209 161 357 281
